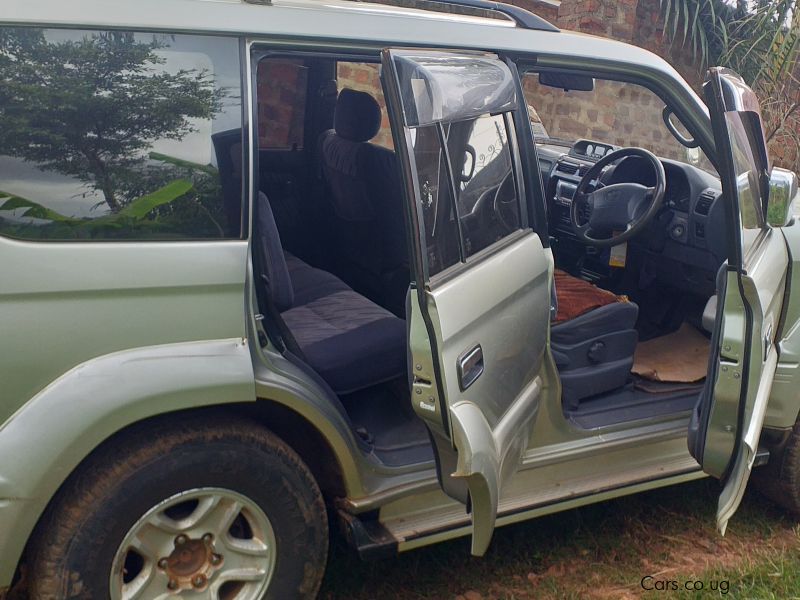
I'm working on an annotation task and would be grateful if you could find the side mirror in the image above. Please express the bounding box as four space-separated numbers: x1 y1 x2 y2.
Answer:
768 167 798 227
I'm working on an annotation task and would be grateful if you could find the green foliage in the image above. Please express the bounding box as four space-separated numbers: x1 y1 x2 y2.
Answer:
0 191 76 222
660 0 800 173
117 179 194 219
659 0 799 78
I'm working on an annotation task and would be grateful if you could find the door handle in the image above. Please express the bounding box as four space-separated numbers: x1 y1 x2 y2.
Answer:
458 344 484 391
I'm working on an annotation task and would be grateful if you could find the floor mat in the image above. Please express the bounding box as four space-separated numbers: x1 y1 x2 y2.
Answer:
632 322 710 383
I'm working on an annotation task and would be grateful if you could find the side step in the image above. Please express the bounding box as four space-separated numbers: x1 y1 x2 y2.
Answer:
336 507 399 560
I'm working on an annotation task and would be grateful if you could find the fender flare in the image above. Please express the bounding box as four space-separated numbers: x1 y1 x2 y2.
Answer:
0 338 254 587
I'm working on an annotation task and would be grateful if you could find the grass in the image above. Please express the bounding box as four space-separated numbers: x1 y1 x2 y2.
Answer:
319 479 800 599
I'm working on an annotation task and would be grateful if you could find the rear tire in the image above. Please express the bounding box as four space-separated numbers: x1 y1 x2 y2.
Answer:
28 416 328 599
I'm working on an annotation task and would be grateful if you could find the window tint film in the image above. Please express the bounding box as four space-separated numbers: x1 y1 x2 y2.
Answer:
0 28 243 240
257 58 308 150
447 113 520 256
411 125 461 276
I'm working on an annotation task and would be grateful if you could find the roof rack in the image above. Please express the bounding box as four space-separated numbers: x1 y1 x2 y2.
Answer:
439 0 559 31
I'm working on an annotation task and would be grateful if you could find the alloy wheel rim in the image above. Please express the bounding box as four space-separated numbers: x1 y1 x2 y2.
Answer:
109 487 276 599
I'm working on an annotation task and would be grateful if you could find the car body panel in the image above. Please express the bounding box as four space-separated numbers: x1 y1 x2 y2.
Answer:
0 338 255 588
377 421 700 550
698 68 789 534
381 48 553 555
766 222 800 429
0 0 799 587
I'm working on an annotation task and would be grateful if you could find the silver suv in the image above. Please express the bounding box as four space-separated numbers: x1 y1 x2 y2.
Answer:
1 0 800 598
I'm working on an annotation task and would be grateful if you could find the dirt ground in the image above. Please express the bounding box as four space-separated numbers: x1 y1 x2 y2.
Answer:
319 479 800 599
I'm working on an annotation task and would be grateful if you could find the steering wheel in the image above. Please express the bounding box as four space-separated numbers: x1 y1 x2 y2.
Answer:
493 170 520 232
571 147 666 247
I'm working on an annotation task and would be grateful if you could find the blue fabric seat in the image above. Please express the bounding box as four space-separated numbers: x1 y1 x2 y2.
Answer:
256 192 406 395
319 88 408 315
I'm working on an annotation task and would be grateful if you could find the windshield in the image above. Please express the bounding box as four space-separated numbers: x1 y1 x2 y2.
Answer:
521 73 716 175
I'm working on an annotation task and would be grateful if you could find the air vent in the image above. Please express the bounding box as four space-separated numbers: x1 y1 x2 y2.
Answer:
558 162 580 175
695 189 717 216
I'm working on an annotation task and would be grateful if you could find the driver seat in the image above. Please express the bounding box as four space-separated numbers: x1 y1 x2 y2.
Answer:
550 270 638 410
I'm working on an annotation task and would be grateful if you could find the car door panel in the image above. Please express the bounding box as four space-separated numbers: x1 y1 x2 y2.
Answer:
382 48 552 555
693 67 788 534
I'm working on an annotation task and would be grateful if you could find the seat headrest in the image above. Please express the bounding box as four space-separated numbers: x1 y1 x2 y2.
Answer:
334 88 382 143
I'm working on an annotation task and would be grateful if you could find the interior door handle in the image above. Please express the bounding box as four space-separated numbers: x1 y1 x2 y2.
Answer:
458 344 484 391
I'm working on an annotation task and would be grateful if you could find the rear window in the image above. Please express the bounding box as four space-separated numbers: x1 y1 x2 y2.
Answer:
0 28 244 240
257 58 309 150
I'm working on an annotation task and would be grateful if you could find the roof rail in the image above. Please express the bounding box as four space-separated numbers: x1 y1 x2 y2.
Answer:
440 0 559 31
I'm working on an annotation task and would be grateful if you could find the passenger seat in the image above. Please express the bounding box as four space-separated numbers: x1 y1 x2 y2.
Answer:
255 192 407 395
319 88 408 315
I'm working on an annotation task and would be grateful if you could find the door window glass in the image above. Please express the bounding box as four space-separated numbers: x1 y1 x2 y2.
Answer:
725 111 766 254
411 125 461 275
448 113 520 257
0 28 243 240
390 50 525 277
521 73 716 175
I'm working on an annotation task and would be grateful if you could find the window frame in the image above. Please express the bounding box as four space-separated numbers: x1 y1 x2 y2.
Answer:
408 109 531 285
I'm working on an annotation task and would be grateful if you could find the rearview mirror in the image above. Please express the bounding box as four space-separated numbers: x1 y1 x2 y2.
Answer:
538 71 594 92
768 167 798 227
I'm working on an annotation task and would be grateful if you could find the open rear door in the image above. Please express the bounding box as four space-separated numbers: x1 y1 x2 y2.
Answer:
381 49 551 555
690 68 788 534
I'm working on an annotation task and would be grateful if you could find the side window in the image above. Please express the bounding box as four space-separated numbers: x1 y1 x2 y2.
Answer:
449 113 520 257
0 28 243 241
257 58 308 150
412 126 461 275
725 111 766 254
387 49 526 278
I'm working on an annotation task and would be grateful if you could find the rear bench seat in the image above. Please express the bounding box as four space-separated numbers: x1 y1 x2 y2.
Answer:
256 192 407 395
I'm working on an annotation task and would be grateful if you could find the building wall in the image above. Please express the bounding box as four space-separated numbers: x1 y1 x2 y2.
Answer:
257 0 797 173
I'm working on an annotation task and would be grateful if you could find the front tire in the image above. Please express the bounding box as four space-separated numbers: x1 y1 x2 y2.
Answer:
753 419 800 515
28 416 328 599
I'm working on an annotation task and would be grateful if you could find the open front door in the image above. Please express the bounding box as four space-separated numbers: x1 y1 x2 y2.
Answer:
690 68 788 534
381 49 551 555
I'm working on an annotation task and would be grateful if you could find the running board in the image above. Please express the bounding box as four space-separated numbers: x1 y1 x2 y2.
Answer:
384 451 702 550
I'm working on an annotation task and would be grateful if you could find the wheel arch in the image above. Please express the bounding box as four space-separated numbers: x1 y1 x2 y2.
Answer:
4 398 355 593
0 338 363 590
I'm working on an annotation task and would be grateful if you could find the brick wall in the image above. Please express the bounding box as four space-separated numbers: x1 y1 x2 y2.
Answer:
258 0 797 173
521 75 691 162
256 58 308 149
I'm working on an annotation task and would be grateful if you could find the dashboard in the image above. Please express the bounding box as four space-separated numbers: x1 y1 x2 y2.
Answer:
537 139 727 296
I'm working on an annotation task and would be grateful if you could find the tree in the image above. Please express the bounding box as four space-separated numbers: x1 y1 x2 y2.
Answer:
0 28 223 212
659 0 800 172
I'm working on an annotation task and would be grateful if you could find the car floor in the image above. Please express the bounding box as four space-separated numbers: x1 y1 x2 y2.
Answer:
340 377 434 467
565 377 701 429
